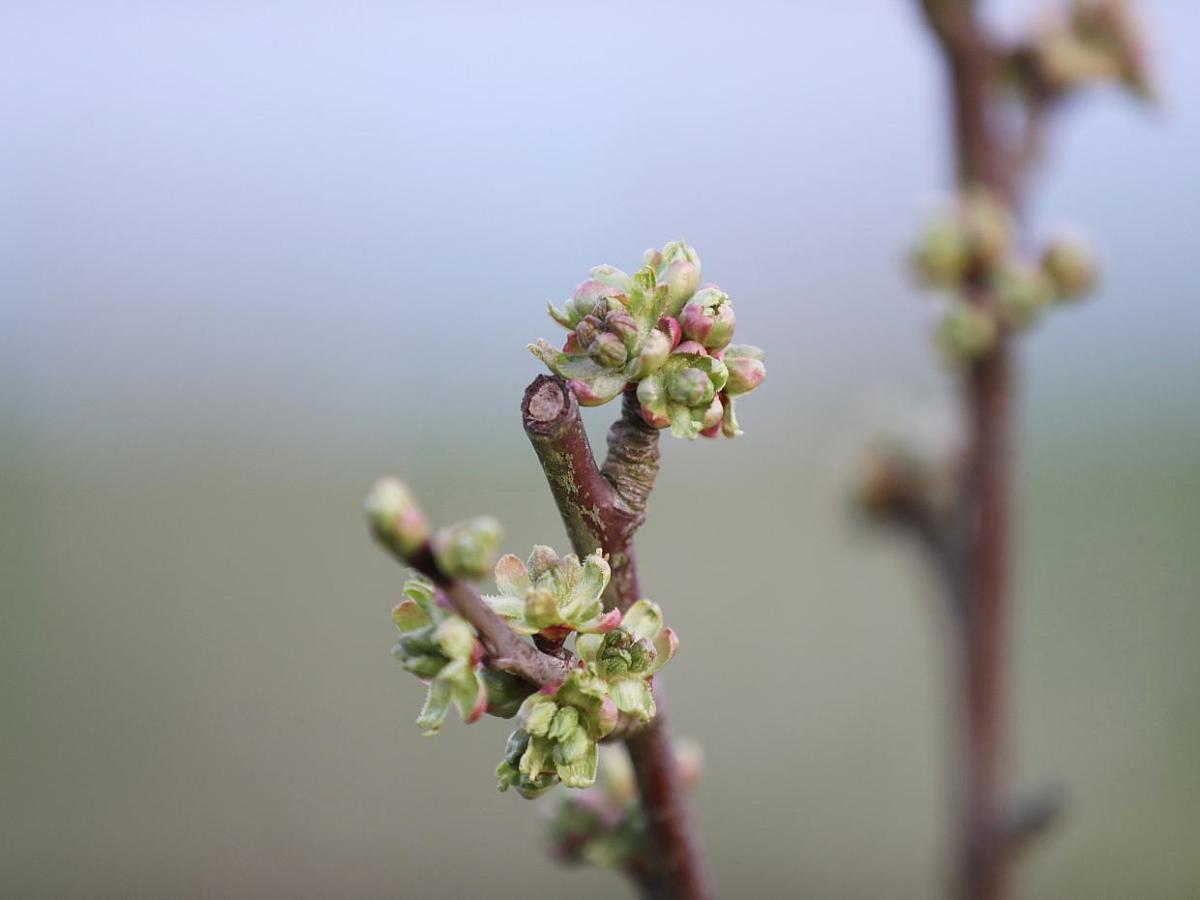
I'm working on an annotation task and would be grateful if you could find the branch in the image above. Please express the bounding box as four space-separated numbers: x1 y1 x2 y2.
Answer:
522 374 711 900
401 543 573 688
522 375 658 612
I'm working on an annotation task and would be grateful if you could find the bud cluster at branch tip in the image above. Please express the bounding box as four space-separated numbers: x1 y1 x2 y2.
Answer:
531 240 765 439
911 188 1101 366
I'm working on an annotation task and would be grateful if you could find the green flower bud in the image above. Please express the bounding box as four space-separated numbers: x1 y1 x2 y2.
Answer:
960 187 1014 272
365 478 429 560
496 729 558 798
433 616 476 661
432 516 502 580
589 331 629 368
994 261 1054 330
679 286 736 349
482 668 534 719
935 302 998 366
912 216 971 288
646 240 702 316
1042 235 1098 301
667 367 713 407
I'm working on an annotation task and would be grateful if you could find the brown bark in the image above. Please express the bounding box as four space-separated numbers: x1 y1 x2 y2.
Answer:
523 375 712 900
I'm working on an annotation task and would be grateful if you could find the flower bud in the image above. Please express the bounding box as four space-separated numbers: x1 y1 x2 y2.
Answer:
666 367 712 407
589 331 629 368
625 328 671 380
636 376 671 429
588 264 633 294
365 478 429 560
680 286 736 349
603 308 638 346
433 616 477 661
432 516 502 580
912 217 970 288
1042 235 1098 301
482 669 535 719
994 261 1053 330
935 302 998 366
648 240 702 315
723 345 766 396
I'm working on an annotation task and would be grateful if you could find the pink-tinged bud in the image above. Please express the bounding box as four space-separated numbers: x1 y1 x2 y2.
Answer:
603 308 638 345
562 333 581 353
589 331 629 368
672 340 708 357
650 240 703 315
666 367 713 407
661 259 700 315
588 264 633 294
699 422 721 438
658 315 682 348
636 376 671 429
575 315 602 349
680 286 736 349
365 478 430 561
724 355 766 396
625 328 671 381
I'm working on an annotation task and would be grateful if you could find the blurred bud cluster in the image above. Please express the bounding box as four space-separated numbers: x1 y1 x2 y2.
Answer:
545 743 702 872
911 187 1099 365
1003 0 1153 100
531 241 765 439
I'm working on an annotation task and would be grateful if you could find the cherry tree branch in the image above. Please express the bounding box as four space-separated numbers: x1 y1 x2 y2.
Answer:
388 541 573 688
523 374 712 900
916 2 1052 897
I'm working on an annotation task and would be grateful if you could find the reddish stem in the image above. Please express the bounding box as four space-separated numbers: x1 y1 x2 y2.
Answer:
523 375 712 900
919 2 1021 897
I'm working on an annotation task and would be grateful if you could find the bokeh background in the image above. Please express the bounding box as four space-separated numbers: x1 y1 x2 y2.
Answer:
3 1 1197 897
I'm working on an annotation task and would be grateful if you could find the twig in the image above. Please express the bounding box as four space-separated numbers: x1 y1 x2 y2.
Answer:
916 1 1037 897
395 542 573 688
523 375 712 900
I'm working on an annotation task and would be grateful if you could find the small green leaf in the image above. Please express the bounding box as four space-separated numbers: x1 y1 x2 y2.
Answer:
416 678 452 735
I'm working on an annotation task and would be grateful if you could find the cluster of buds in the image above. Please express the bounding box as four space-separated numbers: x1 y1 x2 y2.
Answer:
911 188 1100 366
575 600 677 722
531 241 766 439
1009 0 1152 100
545 742 702 871
496 668 619 797
391 575 490 734
488 548 678 797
